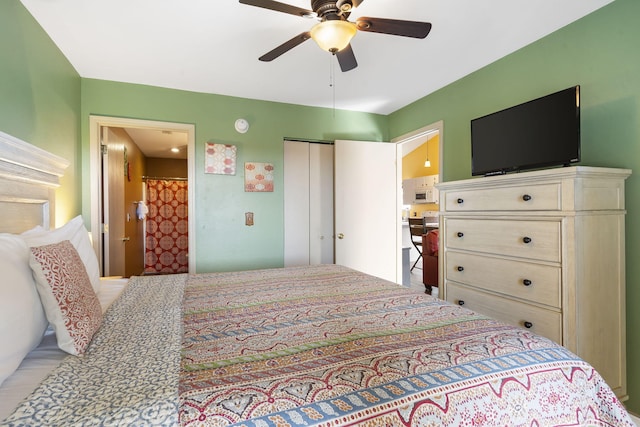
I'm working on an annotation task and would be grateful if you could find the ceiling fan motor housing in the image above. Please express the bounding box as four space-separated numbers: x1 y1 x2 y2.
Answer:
311 1 344 18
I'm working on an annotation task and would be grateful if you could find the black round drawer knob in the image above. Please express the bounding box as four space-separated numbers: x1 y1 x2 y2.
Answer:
522 194 532 201
457 198 464 204
523 279 532 286
522 237 532 244
524 321 533 329
457 232 464 238
457 266 464 272
458 300 465 306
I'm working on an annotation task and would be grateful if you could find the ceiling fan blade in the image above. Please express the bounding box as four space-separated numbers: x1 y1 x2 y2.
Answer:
239 0 314 18
336 44 358 72
356 17 432 39
259 32 311 62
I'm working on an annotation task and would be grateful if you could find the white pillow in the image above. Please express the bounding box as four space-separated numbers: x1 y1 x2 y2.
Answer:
0 234 48 386
22 216 101 295
29 240 103 355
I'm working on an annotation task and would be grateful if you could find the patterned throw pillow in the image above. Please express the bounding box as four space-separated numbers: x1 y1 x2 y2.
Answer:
22 216 101 295
29 240 103 355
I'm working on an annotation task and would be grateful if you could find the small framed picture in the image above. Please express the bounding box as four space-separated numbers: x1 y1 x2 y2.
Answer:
205 143 237 175
244 162 274 192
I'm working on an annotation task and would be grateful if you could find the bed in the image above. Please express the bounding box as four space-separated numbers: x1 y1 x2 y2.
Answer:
0 131 635 426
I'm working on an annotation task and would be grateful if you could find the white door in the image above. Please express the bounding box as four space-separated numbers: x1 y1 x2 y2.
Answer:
284 141 334 266
334 139 398 283
284 141 311 266
102 128 126 276
309 143 334 264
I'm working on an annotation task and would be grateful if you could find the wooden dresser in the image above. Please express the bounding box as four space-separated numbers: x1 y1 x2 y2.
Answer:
437 166 630 400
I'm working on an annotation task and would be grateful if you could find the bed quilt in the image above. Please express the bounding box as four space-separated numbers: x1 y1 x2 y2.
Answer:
2 265 633 426
3 274 186 427
179 265 633 427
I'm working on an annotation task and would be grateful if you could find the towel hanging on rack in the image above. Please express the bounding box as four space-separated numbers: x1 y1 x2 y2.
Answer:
136 201 148 220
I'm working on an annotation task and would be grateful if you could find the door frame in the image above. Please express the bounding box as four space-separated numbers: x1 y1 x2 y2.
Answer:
392 120 444 283
89 115 196 274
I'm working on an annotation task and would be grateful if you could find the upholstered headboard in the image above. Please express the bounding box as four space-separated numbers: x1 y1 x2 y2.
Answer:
0 131 69 233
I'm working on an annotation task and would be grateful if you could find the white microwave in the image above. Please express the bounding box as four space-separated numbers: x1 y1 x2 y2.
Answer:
415 188 437 204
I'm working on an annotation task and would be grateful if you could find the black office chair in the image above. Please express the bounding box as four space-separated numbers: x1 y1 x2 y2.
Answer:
408 217 425 271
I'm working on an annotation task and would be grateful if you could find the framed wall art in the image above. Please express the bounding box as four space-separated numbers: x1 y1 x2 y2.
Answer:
205 143 237 175
244 162 274 192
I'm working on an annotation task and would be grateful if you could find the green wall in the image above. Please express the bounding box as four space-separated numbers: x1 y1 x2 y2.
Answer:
0 0 81 222
389 0 640 413
80 80 388 272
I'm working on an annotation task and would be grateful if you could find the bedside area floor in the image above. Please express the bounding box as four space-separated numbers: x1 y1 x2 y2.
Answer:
407 269 439 298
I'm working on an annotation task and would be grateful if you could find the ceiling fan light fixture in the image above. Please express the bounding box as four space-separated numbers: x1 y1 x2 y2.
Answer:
310 20 357 53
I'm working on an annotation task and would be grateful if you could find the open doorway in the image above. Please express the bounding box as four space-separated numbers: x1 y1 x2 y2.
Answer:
393 121 443 293
89 116 196 277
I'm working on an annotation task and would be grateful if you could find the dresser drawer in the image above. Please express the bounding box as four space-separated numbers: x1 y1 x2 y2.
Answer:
446 282 562 344
445 252 561 308
445 218 561 262
444 183 561 211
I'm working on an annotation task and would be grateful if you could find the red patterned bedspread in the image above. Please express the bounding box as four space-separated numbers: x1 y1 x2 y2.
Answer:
179 265 632 426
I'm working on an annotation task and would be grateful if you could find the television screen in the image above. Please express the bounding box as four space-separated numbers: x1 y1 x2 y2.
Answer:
471 85 581 176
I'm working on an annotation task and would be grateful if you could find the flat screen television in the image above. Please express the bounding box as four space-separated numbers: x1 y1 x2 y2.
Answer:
471 85 581 176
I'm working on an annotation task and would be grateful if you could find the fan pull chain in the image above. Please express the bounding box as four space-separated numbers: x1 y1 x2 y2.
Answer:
329 53 336 117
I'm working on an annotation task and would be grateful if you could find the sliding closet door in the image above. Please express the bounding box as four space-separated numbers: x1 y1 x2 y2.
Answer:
284 140 334 266
309 143 334 264
284 141 310 266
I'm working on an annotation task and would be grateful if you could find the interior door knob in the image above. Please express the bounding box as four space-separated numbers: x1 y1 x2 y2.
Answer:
337 233 344 239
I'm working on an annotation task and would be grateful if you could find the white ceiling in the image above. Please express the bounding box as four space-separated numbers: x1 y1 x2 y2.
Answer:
21 0 613 117
124 128 188 159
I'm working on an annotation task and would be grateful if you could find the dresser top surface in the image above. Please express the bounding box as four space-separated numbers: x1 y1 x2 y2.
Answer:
437 166 631 191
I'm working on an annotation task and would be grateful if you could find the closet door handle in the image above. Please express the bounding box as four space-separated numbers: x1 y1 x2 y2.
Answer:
523 321 533 329
522 236 532 244
522 194 532 201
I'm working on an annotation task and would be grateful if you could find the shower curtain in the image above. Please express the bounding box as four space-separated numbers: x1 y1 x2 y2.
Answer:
144 179 188 274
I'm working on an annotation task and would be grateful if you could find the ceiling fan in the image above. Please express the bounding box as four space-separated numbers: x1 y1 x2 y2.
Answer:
239 0 432 72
